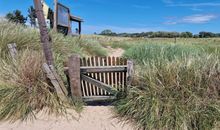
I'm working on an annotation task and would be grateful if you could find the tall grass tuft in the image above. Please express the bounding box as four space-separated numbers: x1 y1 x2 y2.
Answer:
0 50 67 122
115 43 220 130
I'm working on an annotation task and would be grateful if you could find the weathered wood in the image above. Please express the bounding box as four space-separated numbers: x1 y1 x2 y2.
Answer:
68 55 82 98
87 57 93 96
90 57 97 96
116 57 120 90
34 0 54 65
65 56 130 100
127 60 134 88
108 56 112 94
53 0 57 32
42 63 66 100
7 43 18 61
80 66 127 73
83 96 116 102
120 58 125 91
81 74 117 95
94 56 100 95
49 65 68 96
83 57 90 96
80 58 86 96
100 57 107 95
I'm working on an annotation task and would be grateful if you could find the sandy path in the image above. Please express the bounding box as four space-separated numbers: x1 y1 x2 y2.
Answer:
0 106 135 130
107 46 124 57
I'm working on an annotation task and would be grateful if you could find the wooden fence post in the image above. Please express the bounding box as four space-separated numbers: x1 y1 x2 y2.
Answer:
7 43 17 61
126 60 134 89
68 54 82 99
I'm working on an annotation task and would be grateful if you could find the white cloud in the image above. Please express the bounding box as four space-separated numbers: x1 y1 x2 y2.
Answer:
163 21 177 25
83 24 164 34
169 2 220 7
181 14 217 24
164 2 220 11
162 0 173 4
132 5 151 9
164 14 218 25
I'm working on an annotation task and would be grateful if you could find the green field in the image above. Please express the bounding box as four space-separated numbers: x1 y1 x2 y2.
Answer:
1 21 220 129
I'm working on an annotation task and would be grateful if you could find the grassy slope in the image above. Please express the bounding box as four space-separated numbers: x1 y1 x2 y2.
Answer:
0 21 108 121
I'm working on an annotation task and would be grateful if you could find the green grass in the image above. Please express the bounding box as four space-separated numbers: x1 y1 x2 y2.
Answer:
115 43 220 130
123 43 220 64
0 50 66 122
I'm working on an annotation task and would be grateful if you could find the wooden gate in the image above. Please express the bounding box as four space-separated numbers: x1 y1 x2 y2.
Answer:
65 54 133 101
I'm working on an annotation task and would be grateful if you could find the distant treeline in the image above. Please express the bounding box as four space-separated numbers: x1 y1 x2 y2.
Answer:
99 29 220 38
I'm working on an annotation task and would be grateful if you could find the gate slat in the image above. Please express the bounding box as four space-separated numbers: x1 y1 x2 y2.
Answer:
87 57 93 96
80 58 86 96
108 57 112 95
116 57 121 91
90 57 97 96
124 59 127 91
102 57 108 95
120 58 125 91
95 56 101 95
100 57 105 95
106 57 111 95
84 57 90 96
112 57 117 90
83 57 89 96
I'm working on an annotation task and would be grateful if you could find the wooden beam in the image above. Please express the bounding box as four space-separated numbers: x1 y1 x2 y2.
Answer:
7 43 17 61
126 60 134 88
49 65 68 96
68 54 82 98
78 22 81 35
53 0 57 32
81 74 117 95
80 66 127 73
42 63 66 101
34 0 54 66
83 96 116 102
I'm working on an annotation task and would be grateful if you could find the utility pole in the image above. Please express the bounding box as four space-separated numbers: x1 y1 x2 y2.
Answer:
53 0 57 32
33 0 54 65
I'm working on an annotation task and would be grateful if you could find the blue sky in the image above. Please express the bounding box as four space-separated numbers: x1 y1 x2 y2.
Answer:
0 0 220 34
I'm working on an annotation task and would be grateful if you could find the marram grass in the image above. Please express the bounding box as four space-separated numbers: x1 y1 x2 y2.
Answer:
0 50 69 122
115 44 220 130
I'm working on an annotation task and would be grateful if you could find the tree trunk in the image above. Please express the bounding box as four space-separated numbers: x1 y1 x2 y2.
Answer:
33 0 54 65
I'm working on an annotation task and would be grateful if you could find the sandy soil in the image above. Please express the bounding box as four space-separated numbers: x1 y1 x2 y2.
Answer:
107 46 124 57
0 106 135 130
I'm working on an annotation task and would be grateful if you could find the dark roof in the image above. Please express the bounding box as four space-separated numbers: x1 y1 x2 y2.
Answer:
70 15 84 22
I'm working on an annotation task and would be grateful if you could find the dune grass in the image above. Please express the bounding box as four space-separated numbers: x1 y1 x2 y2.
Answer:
1 19 220 126
0 50 68 122
0 21 98 121
115 43 220 130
